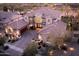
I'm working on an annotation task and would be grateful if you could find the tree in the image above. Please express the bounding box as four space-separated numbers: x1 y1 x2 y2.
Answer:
3 6 8 12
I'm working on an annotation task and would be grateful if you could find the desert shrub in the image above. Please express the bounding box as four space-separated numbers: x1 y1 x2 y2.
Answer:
64 31 72 42
23 42 38 56
54 37 64 47
0 36 7 46
46 32 65 47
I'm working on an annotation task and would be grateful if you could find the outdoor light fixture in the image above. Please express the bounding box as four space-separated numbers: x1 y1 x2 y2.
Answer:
0 33 3 37
16 30 20 35
63 51 68 55
29 24 33 27
48 50 54 56
69 47 75 52
38 34 42 40
15 30 21 38
0 33 2 36
5 26 13 34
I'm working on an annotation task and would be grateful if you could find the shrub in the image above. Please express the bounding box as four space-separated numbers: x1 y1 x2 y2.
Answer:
0 36 6 46
64 31 72 42
23 42 38 56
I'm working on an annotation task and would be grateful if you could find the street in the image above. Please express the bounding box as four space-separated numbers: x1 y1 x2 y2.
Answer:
4 30 38 56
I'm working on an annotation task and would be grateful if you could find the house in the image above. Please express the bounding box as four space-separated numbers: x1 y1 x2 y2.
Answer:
25 7 63 28
25 7 67 46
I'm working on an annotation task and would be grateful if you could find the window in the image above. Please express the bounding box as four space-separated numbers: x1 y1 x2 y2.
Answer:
52 18 56 20
48 19 50 22
0 23 3 25
3 18 6 19
0 19 2 21
74 34 79 37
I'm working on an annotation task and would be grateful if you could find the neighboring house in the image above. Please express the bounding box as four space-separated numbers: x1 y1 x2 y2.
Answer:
38 20 67 46
8 19 29 34
0 11 29 35
0 11 21 29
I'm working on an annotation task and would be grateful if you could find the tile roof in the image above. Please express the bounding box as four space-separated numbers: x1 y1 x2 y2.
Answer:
0 11 22 23
8 19 28 30
26 7 62 19
39 20 67 40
